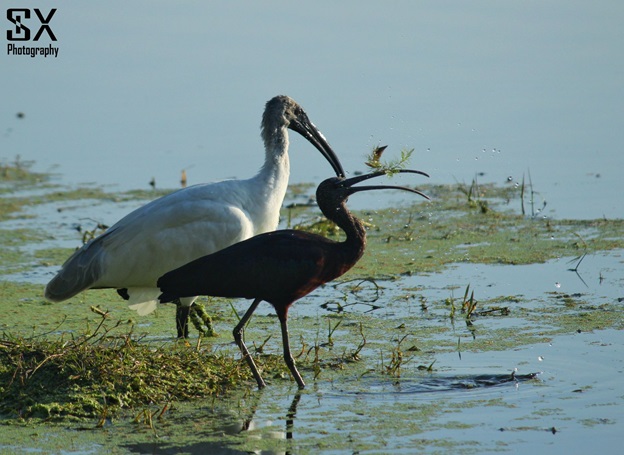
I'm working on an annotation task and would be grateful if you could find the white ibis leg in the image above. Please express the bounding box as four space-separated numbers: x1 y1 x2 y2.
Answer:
233 298 266 389
278 313 306 389
175 299 190 338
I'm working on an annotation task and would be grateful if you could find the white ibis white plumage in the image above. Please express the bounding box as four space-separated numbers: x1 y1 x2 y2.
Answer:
44 95 345 337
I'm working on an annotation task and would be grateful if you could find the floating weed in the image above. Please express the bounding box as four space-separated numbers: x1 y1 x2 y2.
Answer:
457 175 490 213
567 233 590 287
348 322 367 362
381 334 412 378
446 293 457 322
364 146 414 175
327 317 343 346
461 285 478 320
253 334 272 354
520 170 547 218
364 145 388 170
0 155 47 186
313 343 322 381
320 278 384 314
77 221 109 244
293 216 340 237
445 285 511 338
416 359 437 372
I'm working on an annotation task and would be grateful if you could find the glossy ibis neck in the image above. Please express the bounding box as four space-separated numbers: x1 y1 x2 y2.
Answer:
317 192 367 260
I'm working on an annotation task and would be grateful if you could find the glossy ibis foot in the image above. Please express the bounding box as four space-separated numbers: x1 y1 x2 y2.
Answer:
285 356 305 389
175 300 190 338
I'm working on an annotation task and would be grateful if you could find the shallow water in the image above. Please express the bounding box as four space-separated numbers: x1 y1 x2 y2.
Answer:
2 167 624 454
2 2 624 452
0 329 621 454
1 217 623 454
2 170 624 454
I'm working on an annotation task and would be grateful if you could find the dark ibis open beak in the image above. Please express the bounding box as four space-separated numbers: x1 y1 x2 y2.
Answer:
341 169 430 200
288 111 345 178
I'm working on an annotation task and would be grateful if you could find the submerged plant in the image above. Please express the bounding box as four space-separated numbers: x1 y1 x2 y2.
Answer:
447 285 511 326
457 175 490 213
0 155 40 182
327 317 343 346
349 322 367 361
520 170 547 217
462 285 478 320
381 334 413 378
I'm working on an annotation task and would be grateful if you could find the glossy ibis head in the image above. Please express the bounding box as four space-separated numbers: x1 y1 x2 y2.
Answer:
262 95 345 177
316 169 430 210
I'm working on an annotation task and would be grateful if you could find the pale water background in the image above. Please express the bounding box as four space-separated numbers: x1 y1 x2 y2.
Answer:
2 1 623 219
2 2 624 454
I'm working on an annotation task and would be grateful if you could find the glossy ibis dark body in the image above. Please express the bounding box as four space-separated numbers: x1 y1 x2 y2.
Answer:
158 169 429 388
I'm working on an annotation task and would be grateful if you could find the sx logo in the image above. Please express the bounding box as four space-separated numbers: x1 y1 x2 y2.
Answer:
6 8 57 41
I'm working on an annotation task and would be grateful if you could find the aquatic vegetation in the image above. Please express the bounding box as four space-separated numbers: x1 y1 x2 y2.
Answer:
0 156 48 187
356 183 624 278
382 334 411 378
0 308 284 420
364 145 414 175
0 162 623 434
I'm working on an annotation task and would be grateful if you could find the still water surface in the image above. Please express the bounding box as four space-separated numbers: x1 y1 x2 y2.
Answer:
3 1 623 219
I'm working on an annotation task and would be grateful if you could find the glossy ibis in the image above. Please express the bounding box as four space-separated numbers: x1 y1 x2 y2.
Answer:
44 95 345 337
158 168 429 388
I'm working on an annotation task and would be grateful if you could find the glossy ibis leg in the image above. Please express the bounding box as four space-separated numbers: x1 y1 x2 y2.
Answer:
175 299 190 338
233 298 267 389
278 312 306 389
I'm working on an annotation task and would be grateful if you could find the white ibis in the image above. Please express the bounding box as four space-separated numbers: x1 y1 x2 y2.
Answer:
158 169 430 388
44 95 345 337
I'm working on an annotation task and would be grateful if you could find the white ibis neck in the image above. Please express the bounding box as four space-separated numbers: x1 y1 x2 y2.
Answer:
245 126 290 233
257 124 290 188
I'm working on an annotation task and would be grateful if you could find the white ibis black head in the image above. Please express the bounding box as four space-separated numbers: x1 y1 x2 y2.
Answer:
263 96 344 178
44 95 344 339
157 168 430 388
262 95 344 177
